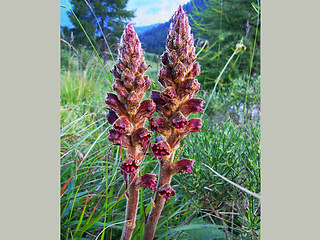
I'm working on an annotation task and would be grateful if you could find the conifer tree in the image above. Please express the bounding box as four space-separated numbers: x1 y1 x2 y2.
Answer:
67 0 134 65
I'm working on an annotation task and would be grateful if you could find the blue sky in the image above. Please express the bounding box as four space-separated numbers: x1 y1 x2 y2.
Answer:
60 0 190 28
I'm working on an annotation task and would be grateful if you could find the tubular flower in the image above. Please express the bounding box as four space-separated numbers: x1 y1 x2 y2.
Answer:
120 158 139 174
170 159 194 175
113 116 133 134
107 129 130 148
136 174 157 190
148 117 170 135
170 111 187 130
186 118 202 133
132 127 152 149
158 184 176 200
179 98 204 117
134 99 156 126
151 137 172 158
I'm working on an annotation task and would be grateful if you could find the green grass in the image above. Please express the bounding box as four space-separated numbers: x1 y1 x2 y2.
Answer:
60 48 260 240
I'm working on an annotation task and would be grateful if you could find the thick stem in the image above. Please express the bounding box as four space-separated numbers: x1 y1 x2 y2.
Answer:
120 172 139 240
142 154 174 240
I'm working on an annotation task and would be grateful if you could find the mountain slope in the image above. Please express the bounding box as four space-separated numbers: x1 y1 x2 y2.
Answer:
139 0 206 54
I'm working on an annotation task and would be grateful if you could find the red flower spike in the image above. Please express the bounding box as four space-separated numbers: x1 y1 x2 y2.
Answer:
180 98 204 117
113 116 132 134
158 184 176 200
120 159 139 174
186 118 202 133
171 111 187 130
136 174 157 190
106 109 119 124
171 159 194 175
151 140 171 158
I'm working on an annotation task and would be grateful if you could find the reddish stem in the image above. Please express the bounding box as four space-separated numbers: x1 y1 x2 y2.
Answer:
120 172 139 240
142 154 174 240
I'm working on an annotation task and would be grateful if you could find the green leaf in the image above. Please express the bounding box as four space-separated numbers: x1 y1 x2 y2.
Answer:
157 219 226 240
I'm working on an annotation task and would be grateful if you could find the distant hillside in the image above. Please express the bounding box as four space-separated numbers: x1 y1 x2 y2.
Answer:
135 23 161 34
139 0 206 55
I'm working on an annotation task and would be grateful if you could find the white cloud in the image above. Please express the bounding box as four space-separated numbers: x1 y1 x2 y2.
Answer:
127 0 190 26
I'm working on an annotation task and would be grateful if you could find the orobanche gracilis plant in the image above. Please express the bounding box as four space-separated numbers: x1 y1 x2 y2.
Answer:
105 6 203 240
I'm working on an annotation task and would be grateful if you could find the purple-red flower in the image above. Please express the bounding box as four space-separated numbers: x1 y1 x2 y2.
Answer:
148 117 168 134
150 91 172 116
112 79 129 100
134 100 156 123
136 174 157 190
151 138 171 158
171 159 194 175
105 93 126 116
171 112 187 129
178 78 200 99
158 184 176 199
133 127 152 149
186 118 202 133
180 98 204 117
125 91 140 113
106 109 119 124
107 129 130 147
120 159 139 174
161 87 178 104
113 116 133 134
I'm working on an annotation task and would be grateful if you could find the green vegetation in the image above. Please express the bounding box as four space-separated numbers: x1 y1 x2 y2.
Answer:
191 0 261 87
60 49 260 239
61 0 134 65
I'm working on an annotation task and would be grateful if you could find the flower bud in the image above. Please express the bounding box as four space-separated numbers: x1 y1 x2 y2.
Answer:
148 117 169 135
112 79 129 101
158 184 176 199
151 91 172 116
178 78 200 99
158 66 174 88
125 91 140 114
136 174 157 190
161 87 178 105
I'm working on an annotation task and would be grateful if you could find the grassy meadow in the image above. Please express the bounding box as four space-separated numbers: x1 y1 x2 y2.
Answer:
60 47 260 240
